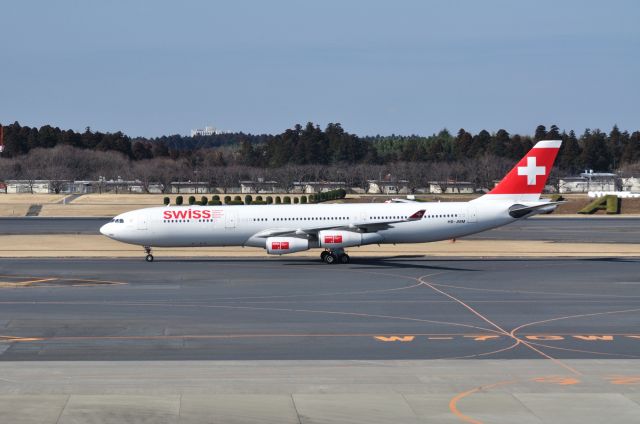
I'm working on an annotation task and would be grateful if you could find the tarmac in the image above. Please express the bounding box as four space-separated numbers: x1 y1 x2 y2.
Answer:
1 257 639 422
1 257 639 360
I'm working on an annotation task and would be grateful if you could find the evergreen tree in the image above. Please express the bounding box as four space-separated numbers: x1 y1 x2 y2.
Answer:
545 124 560 140
489 129 510 157
557 130 581 173
534 125 547 141
580 129 612 171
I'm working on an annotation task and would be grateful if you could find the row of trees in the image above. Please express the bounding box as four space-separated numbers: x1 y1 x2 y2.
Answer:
2 121 639 172
0 144 518 194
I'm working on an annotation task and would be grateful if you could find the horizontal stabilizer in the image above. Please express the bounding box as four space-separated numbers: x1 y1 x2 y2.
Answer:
508 202 560 219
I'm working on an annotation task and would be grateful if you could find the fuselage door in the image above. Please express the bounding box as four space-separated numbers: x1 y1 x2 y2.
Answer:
225 210 237 228
466 207 477 223
137 213 149 230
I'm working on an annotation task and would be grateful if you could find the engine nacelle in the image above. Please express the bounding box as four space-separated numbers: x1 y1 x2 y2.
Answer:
318 230 362 248
266 237 309 255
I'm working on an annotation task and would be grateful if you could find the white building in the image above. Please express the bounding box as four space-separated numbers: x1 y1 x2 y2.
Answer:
621 177 640 193
367 180 410 195
428 181 475 194
240 180 281 194
6 180 52 194
292 181 346 194
170 181 212 194
190 126 227 137
559 172 618 194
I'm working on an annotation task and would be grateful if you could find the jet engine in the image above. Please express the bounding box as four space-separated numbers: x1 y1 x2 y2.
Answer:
318 230 361 248
266 237 309 255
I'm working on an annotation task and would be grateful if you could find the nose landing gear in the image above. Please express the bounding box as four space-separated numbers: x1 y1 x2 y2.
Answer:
320 249 350 264
144 246 154 262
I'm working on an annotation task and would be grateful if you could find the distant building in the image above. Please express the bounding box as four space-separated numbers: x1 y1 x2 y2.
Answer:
428 181 475 194
240 180 281 194
6 180 52 194
621 177 640 193
367 179 410 195
559 172 619 194
190 126 227 137
292 181 346 194
170 181 211 194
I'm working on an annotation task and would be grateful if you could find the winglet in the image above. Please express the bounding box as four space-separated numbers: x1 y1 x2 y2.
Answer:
408 209 426 220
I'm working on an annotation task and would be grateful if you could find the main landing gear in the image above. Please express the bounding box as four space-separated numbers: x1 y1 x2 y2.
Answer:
320 249 350 264
144 246 154 262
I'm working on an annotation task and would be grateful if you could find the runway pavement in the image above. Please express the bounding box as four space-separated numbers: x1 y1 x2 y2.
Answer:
1 257 638 361
2 216 639 243
1 257 640 423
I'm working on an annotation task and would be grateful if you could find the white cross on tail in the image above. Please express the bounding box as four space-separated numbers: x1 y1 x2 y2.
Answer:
517 157 546 185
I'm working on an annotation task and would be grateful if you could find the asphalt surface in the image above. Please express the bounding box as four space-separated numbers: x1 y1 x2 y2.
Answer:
1 216 639 243
0 217 111 234
1 257 638 361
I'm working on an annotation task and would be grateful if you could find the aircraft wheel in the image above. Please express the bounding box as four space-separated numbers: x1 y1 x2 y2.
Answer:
145 254 154 262
320 251 329 262
340 254 350 264
324 253 337 264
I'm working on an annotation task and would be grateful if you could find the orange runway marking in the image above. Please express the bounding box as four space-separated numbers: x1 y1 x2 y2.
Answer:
451 339 521 360
0 332 488 343
375 336 415 342
429 281 640 299
0 336 43 342
523 340 639 358
0 278 57 287
606 376 640 385
531 376 580 385
449 380 517 424
418 274 582 376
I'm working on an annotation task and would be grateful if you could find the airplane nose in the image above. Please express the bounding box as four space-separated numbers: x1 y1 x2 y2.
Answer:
99 223 110 236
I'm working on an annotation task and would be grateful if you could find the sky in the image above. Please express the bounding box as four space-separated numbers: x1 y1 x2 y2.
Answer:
1 0 638 138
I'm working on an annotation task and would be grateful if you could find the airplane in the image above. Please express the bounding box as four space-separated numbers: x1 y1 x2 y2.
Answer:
100 139 562 264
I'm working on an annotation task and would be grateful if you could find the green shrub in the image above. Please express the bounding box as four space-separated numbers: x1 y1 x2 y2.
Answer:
208 200 222 205
251 200 267 205
188 196 196 205
224 196 232 204
255 195 263 202
200 196 208 205
213 195 220 201
266 196 273 204
275 196 282 204
245 195 253 205
283 196 291 204
163 196 170 205
293 197 299 204
300 195 307 204
175 196 183 205
234 195 242 203
308 194 316 203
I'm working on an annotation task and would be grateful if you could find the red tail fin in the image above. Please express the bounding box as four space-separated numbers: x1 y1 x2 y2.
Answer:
479 140 561 202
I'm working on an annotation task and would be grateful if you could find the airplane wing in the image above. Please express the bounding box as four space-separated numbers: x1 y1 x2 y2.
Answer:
252 209 425 238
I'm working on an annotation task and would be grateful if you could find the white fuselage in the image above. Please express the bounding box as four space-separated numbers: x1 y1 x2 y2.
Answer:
99 201 518 249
